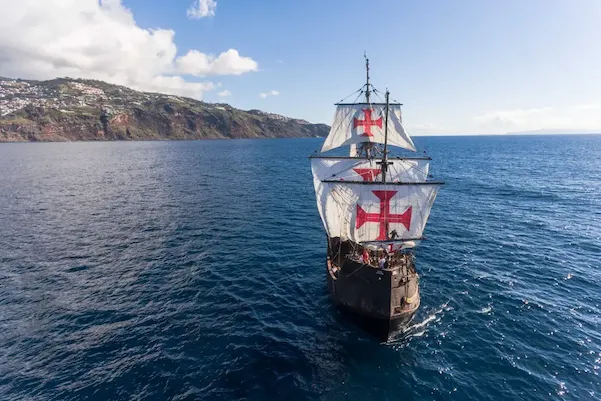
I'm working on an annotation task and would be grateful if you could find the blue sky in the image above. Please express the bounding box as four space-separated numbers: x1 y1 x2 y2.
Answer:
2 0 601 134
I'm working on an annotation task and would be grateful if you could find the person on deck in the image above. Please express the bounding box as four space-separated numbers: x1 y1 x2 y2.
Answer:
378 255 387 270
362 249 370 265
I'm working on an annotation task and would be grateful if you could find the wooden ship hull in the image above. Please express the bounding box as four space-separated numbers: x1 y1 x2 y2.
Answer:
325 238 419 341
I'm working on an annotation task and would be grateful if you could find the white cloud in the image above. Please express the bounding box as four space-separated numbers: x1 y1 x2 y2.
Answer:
176 49 258 76
187 0 217 19
474 104 601 133
0 0 256 100
217 90 231 97
259 90 280 99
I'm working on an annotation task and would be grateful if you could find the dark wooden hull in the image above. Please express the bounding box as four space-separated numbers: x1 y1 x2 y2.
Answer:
333 301 417 342
326 256 420 342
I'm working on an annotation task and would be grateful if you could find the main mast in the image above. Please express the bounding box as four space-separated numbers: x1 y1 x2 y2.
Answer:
380 90 391 184
359 54 373 158
364 53 371 103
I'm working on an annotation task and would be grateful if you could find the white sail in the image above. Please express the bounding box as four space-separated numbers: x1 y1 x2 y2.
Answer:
321 104 416 153
312 160 440 250
311 158 429 183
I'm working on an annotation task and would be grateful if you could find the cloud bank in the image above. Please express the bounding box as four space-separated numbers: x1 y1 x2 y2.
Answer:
0 0 256 99
474 104 601 133
176 49 257 76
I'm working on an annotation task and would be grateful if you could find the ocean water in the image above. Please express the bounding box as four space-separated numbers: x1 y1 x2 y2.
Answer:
0 135 600 401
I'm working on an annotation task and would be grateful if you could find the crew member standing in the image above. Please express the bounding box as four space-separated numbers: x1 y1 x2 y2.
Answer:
362 248 370 265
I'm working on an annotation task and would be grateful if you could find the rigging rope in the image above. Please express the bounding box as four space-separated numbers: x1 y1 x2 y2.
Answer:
336 87 364 104
369 86 432 157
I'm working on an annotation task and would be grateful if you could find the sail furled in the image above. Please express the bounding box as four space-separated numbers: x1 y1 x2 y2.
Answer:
311 159 440 250
321 104 416 153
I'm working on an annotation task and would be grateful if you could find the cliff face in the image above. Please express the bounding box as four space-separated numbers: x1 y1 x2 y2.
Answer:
0 78 329 142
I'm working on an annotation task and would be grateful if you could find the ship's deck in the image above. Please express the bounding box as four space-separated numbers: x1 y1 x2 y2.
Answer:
343 251 414 271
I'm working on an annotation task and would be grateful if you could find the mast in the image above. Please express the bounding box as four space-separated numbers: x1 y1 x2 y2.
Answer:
324 56 417 156
364 53 371 103
377 90 392 185
359 53 372 158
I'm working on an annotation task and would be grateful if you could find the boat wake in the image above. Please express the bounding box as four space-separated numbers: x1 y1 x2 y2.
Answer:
386 301 451 346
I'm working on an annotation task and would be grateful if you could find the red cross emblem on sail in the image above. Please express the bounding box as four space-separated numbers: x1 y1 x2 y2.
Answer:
356 190 412 240
353 108 382 137
352 168 381 182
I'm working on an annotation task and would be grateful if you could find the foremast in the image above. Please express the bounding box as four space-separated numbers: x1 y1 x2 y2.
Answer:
378 90 391 185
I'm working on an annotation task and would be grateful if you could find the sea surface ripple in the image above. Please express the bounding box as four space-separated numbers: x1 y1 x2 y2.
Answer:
0 135 600 400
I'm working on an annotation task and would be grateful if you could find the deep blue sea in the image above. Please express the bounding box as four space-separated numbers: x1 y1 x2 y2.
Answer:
1 135 600 401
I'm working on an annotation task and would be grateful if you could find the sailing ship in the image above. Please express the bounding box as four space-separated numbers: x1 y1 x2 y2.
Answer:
310 56 443 340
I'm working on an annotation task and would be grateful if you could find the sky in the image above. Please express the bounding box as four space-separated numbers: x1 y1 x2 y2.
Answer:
0 0 600 135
